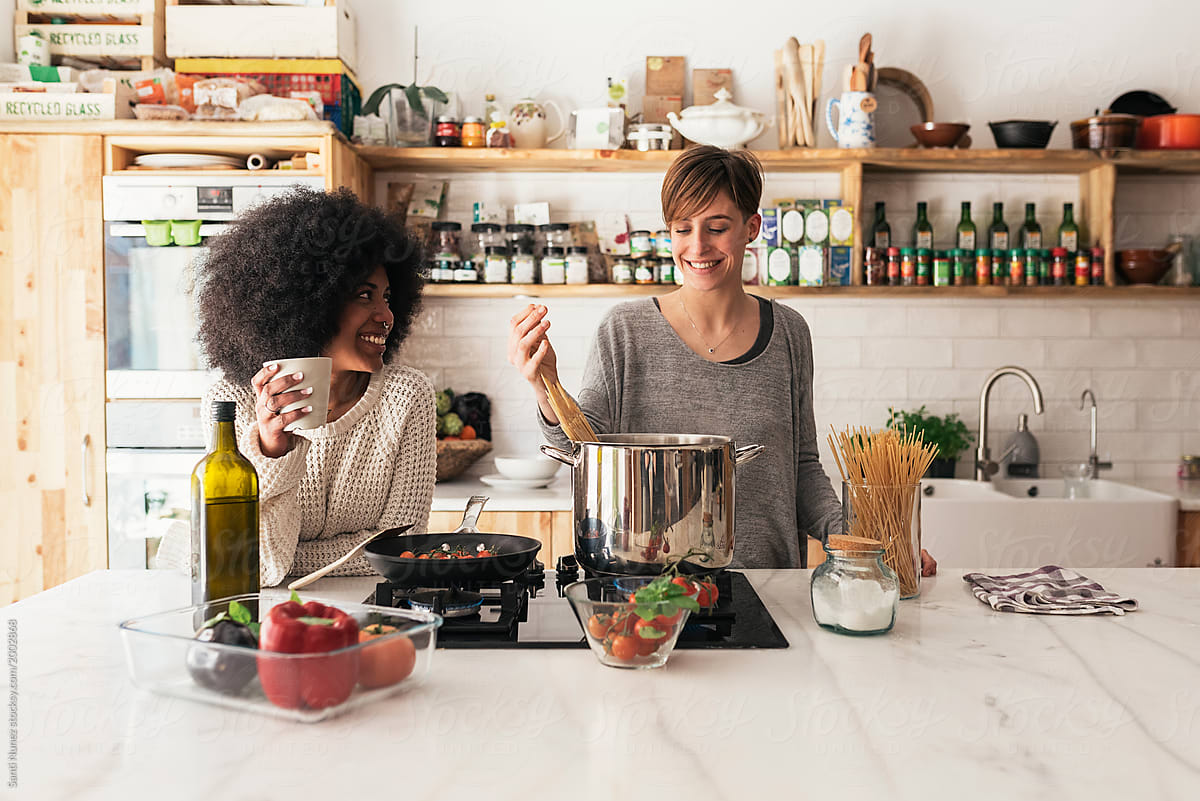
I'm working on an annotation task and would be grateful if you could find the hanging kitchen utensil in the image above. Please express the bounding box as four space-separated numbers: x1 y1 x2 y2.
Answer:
363 496 543 583
288 524 415 590
539 369 597 442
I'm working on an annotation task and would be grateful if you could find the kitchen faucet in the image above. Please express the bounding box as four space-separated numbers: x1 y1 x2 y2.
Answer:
975 366 1045 481
1079 389 1113 479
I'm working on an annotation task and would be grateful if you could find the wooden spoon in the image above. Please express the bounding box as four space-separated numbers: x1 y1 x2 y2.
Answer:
287 523 414 590
539 369 597 442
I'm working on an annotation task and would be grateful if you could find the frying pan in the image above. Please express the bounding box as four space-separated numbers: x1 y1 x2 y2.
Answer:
364 495 542 583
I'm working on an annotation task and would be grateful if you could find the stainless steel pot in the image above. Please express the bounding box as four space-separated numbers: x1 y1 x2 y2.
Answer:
540 434 764 576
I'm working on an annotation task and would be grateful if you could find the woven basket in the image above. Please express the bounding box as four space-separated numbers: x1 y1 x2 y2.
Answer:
435 438 492 482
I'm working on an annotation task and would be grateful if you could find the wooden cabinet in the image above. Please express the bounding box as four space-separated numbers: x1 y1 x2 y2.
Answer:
0 122 371 603
0 134 108 605
1178 511 1200 568
427 510 572 566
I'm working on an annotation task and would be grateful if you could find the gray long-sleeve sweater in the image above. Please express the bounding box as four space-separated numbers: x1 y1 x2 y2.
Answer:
539 297 842 568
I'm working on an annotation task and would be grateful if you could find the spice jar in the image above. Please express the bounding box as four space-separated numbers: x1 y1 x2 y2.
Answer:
933 250 951 287
952 248 970 286
505 223 535 254
990 249 1006 286
886 247 901 286
810 535 899 636
510 247 537 284
566 246 590 284
655 257 674 284
611 258 634 284
1180 455 1200 481
634 258 655 284
430 221 462 260
653 230 672 257
1008 249 1025 286
864 247 885 286
899 248 916 286
540 246 566 284
434 116 461 147
461 116 485 148
1090 247 1105 285
453 256 478 283
429 256 457 283
975 248 991 286
483 246 509 284
629 230 653 259
539 223 571 252
1051 247 1068 286
1025 249 1040 287
916 248 932 286
1074 250 1090 286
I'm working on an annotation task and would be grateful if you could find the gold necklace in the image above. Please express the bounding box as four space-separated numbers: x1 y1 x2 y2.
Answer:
679 295 738 355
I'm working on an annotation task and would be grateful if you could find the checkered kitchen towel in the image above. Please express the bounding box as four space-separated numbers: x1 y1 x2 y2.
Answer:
962 566 1139 616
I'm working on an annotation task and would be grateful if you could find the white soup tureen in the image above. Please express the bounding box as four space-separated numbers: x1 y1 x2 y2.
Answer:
667 88 768 150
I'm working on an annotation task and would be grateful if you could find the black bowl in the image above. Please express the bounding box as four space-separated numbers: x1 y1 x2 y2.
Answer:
988 120 1057 149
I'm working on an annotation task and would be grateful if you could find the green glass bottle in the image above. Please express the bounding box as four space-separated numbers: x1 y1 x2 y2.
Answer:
913 202 933 250
1019 202 1042 249
955 201 977 251
987 202 1009 251
872 201 891 249
1057 202 1079 253
191 401 260 609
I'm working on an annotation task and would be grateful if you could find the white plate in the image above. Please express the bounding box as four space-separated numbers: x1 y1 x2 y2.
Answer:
478 474 555 490
133 153 246 169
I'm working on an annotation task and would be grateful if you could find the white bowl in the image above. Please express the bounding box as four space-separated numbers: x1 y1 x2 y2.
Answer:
493 455 561 482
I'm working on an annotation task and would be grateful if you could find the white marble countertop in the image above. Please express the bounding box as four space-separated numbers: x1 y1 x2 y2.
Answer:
432 474 570 512
1125 479 1200 511
5 568 1200 800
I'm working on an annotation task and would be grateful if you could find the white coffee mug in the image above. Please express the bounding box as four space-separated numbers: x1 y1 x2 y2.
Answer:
263 356 332 431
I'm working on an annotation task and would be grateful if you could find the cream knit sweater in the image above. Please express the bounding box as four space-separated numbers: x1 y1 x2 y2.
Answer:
202 363 437 587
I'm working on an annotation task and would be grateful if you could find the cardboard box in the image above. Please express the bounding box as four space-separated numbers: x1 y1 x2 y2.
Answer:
692 68 733 105
0 91 114 120
796 246 825 286
779 206 805 245
765 246 795 286
598 213 631 256
646 56 686 95
828 247 853 285
824 200 855 246
801 202 829 246
751 208 780 248
742 246 766 285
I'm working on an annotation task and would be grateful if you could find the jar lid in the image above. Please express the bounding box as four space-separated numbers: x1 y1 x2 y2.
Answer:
431 221 462 230
1052 247 1068 256
629 229 651 236
462 116 484 123
567 246 589 254
538 223 569 231
826 535 883 554
506 223 535 232
435 115 459 123
471 223 501 232
900 247 915 255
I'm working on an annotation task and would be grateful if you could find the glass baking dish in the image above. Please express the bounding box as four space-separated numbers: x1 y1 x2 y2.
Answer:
118 593 442 723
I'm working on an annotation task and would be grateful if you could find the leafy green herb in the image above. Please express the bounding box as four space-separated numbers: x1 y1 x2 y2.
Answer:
198 599 260 641
886 405 971 461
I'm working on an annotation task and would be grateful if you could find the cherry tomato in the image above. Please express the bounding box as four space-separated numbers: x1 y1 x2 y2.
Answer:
398 550 415 559
610 634 638 662
587 614 611 640
696 580 719 608
671 577 699 598
476 550 492 558
634 617 668 641
652 607 683 627
636 634 661 656
417 554 430 559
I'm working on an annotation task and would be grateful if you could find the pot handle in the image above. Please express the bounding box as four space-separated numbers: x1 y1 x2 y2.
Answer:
540 443 578 467
455 495 488 534
733 444 765 465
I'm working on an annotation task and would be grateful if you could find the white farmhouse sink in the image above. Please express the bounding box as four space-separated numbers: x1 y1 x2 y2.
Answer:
919 479 1178 569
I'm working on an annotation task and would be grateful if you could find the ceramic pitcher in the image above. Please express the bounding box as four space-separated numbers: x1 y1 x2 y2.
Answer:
509 97 566 149
826 91 877 149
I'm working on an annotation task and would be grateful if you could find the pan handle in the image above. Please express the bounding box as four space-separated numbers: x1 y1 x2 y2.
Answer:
455 495 488 534
540 443 578 467
733 443 765 465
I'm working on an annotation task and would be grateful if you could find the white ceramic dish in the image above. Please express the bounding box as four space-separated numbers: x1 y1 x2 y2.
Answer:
479 474 555 490
134 153 246 169
492 455 561 481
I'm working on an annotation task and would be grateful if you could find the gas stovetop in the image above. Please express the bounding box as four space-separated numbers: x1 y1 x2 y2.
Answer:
366 565 788 650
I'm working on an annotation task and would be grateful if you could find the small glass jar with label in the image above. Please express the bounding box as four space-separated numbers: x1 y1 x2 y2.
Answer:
510 247 537 284
540 247 566 284
429 256 457 283
653 230 672 257
953 249 971 286
566 246 590 284
468 223 503 265
434 116 461 147
506 223 536 255
991 250 1006 285
460 116 486 148
810 535 899 636
899 248 916 286
886 247 901 286
629 230 653 259
1008 249 1026 286
915 248 932 286
864 247 885 286
1074 251 1090 286
1050 247 1068 286
483 245 510 284
453 258 479 283
1025 249 1041 287
634 258 656 284
655 257 674 284
539 223 572 252
1090 247 1105 286
933 250 951 287
431 221 462 260
611 258 635 284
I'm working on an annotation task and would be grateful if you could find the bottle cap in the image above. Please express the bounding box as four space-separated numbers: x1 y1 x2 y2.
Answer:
212 401 236 422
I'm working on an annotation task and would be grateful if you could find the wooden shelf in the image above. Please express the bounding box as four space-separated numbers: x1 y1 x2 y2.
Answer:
423 283 1200 300
352 145 1178 175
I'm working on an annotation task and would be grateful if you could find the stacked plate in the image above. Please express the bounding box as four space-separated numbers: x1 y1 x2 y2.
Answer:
133 153 245 169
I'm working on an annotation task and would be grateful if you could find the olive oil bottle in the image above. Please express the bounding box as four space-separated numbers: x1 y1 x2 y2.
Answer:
872 202 891 249
191 401 259 608
955 201 977 250
1019 202 1042 249
913 202 933 249
988 202 1009 251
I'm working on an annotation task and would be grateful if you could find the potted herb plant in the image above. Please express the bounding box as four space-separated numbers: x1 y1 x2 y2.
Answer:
885 405 973 479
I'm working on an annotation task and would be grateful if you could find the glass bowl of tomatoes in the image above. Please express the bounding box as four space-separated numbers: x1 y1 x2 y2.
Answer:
564 576 697 669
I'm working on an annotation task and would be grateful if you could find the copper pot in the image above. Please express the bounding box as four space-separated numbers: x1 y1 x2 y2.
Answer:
1070 113 1140 150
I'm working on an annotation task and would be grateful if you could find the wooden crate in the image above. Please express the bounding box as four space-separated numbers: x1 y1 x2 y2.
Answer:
164 0 357 72
14 0 167 72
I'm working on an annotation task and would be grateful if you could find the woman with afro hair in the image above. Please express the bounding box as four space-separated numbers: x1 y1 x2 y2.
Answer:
192 187 435 586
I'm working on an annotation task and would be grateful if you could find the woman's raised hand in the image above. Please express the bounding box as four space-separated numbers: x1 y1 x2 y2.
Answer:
507 304 558 387
251 363 313 458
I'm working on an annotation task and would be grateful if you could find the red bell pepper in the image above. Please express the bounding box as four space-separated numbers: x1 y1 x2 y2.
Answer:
257 599 359 710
